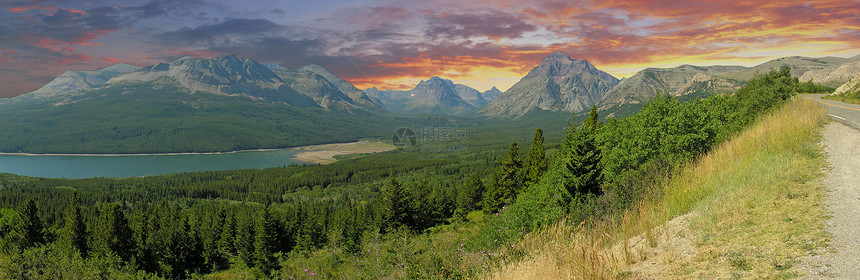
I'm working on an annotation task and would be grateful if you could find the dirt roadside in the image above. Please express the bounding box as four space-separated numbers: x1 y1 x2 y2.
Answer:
798 122 860 279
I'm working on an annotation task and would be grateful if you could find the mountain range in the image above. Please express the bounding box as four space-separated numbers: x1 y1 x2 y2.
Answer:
1 52 857 153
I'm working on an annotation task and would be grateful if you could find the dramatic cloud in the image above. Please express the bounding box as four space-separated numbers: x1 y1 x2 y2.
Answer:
0 0 858 97
425 11 537 39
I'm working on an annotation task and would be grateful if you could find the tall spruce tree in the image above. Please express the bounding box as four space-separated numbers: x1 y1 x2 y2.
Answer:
562 106 603 198
254 205 280 275
381 177 411 233
525 128 548 186
92 203 134 262
18 199 43 249
58 193 88 258
482 142 523 212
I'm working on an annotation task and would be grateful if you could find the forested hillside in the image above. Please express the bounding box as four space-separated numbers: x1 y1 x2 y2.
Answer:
0 67 831 279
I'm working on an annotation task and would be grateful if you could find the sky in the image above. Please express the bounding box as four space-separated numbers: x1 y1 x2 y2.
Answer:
1 0 858 98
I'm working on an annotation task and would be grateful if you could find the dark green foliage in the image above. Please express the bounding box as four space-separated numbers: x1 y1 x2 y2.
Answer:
482 142 523 213
0 208 23 252
455 174 485 218
235 213 257 268
525 128 547 186
561 106 603 198
381 178 412 233
91 203 135 262
18 199 44 249
58 193 88 258
254 205 280 275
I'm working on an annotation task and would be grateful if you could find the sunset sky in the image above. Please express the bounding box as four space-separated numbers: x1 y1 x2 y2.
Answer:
1 0 858 98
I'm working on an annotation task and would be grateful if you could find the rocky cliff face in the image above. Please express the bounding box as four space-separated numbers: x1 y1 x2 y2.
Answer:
480 52 618 118
22 63 140 101
598 65 745 111
300 64 382 108
800 60 860 88
833 73 860 96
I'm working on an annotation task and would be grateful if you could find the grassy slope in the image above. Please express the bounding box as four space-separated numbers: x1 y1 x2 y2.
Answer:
488 98 830 279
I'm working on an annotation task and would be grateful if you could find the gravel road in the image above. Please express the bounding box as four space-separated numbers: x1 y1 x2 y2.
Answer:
799 122 860 279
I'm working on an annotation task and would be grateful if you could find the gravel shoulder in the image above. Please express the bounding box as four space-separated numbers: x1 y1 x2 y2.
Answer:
799 122 860 278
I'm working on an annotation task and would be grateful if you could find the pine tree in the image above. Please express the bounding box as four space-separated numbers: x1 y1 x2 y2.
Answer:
254 205 280 275
562 106 603 198
18 199 43 249
482 142 523 212
92 203 135 262
235 213 256 267
525 128 548 186
456 174 484 215
381 177 411 233
58 193 88 258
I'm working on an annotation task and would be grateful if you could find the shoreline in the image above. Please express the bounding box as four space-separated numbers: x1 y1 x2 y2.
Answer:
0 140 397 164
0 148 286 157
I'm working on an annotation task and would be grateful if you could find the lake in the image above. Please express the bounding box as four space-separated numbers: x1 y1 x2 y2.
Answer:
0 149 306 179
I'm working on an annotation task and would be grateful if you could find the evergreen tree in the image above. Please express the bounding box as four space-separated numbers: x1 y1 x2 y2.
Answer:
410 179 433 230
218 211 237 258
456 174 484 217
235 214 256 267
18 199 43 249
381 177 411 233
562 106 603 198
525 128 548 186
482 142 523 212
254 205 280 275
0 209 23 252
58 193 88 258
91 203 134 262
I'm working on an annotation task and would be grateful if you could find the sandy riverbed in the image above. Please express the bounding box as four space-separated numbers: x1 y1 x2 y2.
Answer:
291 141 396 164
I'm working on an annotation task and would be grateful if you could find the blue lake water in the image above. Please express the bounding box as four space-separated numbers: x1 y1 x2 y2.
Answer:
0 149 306 179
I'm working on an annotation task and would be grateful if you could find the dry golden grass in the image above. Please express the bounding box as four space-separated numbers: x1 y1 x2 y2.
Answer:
822 94 860 105
487 98 830 279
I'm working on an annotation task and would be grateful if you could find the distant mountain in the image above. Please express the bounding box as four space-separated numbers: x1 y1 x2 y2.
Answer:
480 52 619 118
396 77 475 115
361 77 479 115
598 64 745 112
299 64 383 108
110 55 319 107
21 63 140 102
482 87 503 101
799 59 860 88
454 84 489 107
716 56 848 82
363 87 395 104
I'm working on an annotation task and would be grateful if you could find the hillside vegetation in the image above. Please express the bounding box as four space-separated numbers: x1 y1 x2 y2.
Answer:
490 97 829 279
0 67 832 279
